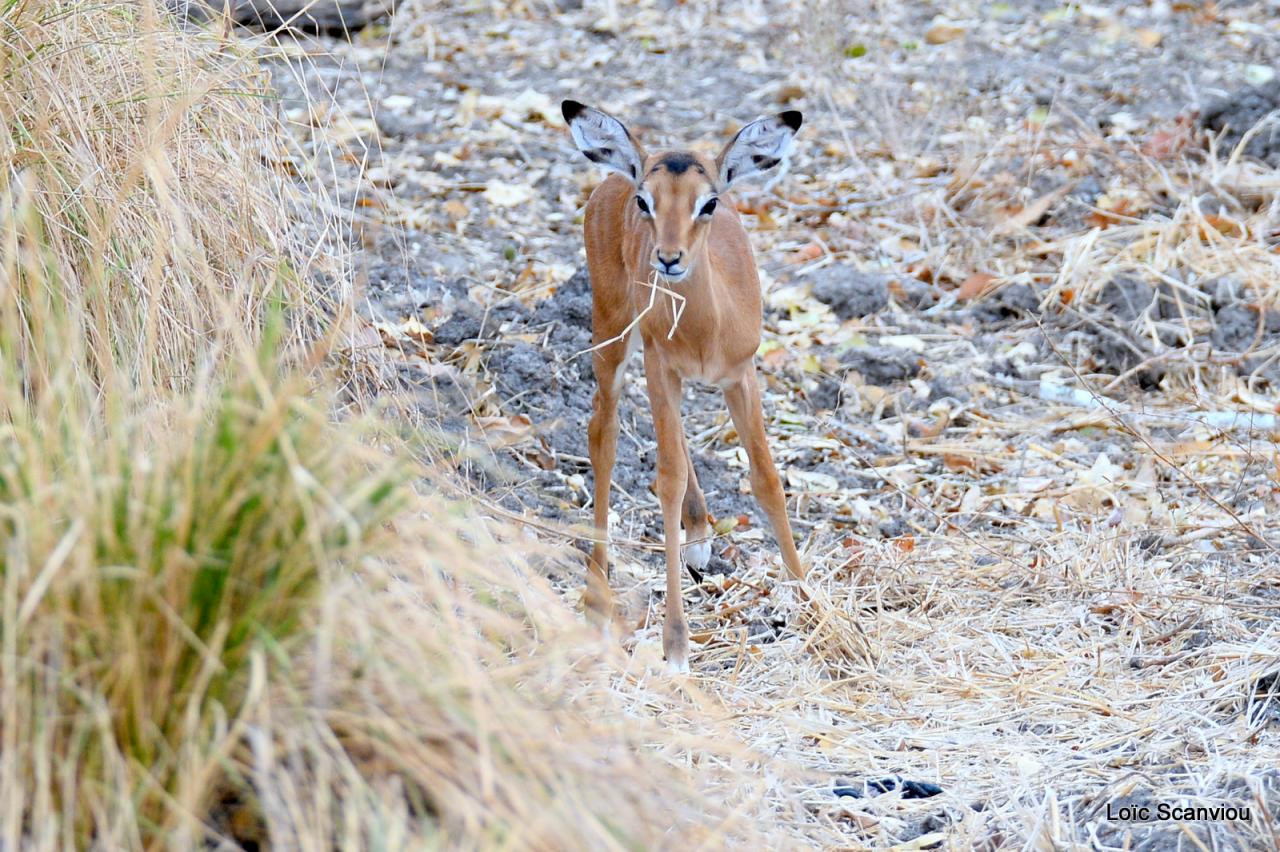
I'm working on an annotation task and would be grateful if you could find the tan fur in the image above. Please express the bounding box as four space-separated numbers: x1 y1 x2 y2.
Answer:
575 124 806 673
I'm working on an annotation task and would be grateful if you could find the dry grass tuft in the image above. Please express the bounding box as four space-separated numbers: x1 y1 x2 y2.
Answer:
0 189 401 846
0 0 329 392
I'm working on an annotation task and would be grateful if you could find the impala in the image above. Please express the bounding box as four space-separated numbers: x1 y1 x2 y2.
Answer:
563 99 806 673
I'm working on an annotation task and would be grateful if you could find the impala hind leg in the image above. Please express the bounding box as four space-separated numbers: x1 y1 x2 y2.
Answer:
724 371 805 580
585 341 628 626
680 434 711 579
644 351 691 673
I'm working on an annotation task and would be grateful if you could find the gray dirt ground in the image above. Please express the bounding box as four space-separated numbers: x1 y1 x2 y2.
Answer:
260 1 1280 847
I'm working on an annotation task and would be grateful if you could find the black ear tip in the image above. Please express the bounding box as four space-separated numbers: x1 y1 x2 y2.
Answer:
779 110 803 132
562 100 586 122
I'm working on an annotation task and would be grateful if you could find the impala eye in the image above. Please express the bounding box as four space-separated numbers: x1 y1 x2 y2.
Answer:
698 198 718 218
635 196 651 215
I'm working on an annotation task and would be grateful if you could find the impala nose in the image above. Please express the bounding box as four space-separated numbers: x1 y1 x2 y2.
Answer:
655 250 683 273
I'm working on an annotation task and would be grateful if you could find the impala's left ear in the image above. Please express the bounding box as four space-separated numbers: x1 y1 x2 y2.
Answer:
715 110 802 190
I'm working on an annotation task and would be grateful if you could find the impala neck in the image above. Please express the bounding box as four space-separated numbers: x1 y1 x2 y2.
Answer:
684 249 714 289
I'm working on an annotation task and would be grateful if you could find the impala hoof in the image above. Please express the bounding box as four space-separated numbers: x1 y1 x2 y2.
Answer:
682 539 711 572
663 619 690 675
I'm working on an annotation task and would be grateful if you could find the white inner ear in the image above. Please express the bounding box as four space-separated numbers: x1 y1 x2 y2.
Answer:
568 108 643 182
719 117 796 189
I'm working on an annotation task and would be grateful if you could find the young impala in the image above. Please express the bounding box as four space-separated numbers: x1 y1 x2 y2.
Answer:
562 99 806 673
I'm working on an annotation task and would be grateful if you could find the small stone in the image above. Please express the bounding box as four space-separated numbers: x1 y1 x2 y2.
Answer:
839 346 920 385
432 306 483 347
218 0 391 36
809 266 890 320
1200 78 1280 166
1098 276 1154 322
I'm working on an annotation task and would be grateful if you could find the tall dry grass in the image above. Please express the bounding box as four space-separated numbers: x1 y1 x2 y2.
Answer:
1 190 405 846
0 2 779 848
0 0 328 392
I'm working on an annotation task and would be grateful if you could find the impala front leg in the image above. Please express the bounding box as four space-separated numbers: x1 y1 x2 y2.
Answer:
644 350 691 673
585 340 628 629
724 369 806 580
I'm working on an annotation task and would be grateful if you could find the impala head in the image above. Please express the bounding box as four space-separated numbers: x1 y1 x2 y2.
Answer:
562 100 802 282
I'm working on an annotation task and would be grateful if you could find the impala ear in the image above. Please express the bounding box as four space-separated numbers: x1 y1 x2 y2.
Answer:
561 100 646 183
715 110 802 189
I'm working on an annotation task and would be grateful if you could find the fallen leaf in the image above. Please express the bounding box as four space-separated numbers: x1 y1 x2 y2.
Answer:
713 516 738 535
475 414 535 447
880 334 926 353
924 23 965 44
759 339 788 368
1086 196 1140 229
1026 106 1051 127
374 318 433 348
380 94 415 111
914 156 946 177
1168 440 1216 456
957 272 997 301
995 184 1072 235
1244 64 1275 86
959 485 983 514
483 180 534 207
1133 27 1163 48
1089 590 1144 615
906 261 933 283
400 318 433 345
476 89 560 125
786 469 840 492
1142 117 1194 159
910 410 949 438
891 832 949 850
1201 214 1246 239
798 354 823 374
754 206 778 230
1108 111 1141 135
776 84 805 102
1078 453 1124 488
859 384 891 407
788 242 824 264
